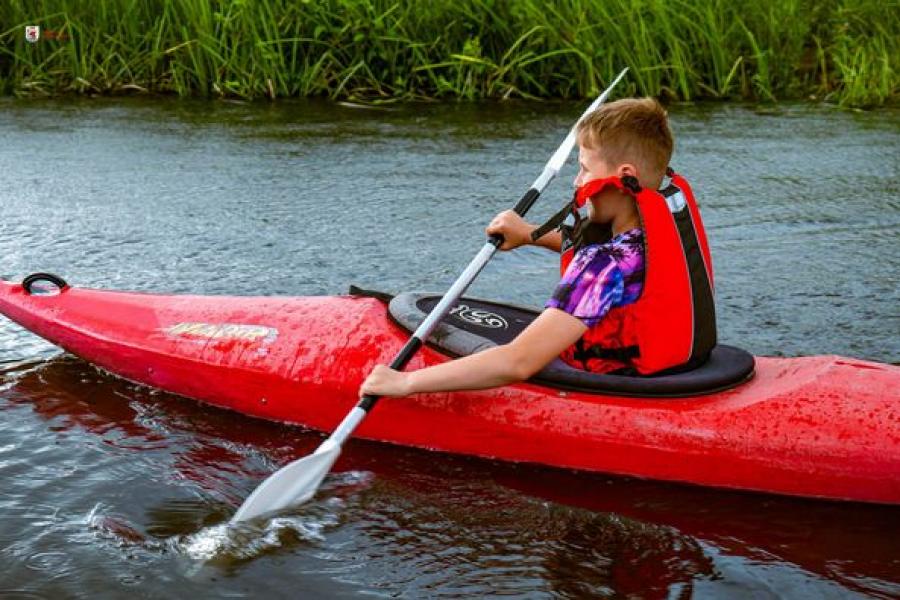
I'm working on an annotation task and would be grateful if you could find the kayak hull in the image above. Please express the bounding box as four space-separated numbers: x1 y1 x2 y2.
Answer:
1 279 898 504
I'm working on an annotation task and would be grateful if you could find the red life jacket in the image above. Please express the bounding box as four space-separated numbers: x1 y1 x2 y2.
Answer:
538 170 716 375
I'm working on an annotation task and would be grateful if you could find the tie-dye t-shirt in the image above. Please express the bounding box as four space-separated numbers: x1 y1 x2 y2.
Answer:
545 228 644 327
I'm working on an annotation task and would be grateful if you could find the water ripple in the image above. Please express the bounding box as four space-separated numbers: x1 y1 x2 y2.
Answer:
0 99 898 598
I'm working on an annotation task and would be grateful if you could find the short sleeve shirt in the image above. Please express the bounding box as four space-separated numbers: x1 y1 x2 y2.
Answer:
545 228 645 327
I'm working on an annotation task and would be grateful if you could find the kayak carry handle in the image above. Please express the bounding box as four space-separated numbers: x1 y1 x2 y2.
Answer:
22 272 69 296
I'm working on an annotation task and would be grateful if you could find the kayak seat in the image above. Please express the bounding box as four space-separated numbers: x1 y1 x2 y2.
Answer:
386 291 755 398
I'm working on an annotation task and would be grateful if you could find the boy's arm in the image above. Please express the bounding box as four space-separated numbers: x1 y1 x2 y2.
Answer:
360 308 586 397
532 229 562 253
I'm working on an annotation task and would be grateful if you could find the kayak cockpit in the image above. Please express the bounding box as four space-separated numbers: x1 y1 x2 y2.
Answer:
383 290 755 398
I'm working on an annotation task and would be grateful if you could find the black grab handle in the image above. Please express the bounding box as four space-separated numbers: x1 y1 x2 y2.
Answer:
22 272 69 295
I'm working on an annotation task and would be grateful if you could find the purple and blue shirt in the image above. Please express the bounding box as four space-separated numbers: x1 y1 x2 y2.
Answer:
545 228 645 327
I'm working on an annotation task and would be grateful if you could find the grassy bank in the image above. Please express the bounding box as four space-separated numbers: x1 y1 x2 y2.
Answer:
1 0 896 107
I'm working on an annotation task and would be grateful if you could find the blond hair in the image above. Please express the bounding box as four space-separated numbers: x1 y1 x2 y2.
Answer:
576 97 673 189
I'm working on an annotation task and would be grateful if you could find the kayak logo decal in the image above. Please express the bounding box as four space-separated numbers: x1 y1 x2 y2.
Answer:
163 322 279 343
449 304 508 329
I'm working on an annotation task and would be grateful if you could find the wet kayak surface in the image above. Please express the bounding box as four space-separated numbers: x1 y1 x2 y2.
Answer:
1 98 899 598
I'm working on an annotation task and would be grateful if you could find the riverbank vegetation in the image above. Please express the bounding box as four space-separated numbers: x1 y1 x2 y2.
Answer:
1 0 896 107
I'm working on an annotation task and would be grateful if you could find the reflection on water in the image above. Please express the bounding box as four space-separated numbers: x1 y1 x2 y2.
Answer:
1 357 898 598
1 98 898 597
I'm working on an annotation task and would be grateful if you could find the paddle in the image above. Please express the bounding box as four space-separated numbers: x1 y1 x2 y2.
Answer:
231 68 629 523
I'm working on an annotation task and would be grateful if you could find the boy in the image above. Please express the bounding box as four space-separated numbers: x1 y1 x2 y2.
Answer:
361 98 715 397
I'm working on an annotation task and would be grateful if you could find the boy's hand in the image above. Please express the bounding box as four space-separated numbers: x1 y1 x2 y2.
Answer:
360 365 413 398
486 210 534 251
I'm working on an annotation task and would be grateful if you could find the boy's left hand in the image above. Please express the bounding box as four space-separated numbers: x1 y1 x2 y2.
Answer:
360 365 412 398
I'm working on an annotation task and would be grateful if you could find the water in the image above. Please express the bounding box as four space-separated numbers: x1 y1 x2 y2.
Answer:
0 97 898 598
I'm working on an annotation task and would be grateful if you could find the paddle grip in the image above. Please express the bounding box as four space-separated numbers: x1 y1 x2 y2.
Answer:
513 187 541 216
358 337 423 412
488 187 541 248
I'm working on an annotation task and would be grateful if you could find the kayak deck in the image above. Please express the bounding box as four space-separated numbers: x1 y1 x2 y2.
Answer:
0 277 898 504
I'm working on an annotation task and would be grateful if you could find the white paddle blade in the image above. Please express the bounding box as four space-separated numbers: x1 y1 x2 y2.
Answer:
231 440 341 523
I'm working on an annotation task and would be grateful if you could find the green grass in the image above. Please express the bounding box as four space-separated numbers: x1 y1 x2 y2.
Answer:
0 0 896 107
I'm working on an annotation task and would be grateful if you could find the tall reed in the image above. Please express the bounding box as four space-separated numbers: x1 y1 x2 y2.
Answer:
0 0 896 106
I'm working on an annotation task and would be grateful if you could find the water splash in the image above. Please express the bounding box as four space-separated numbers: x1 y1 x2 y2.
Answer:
178 470 373 562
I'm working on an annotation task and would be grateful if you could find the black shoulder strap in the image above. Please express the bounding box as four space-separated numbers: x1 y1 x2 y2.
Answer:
530 194 577 243
573 339 640 365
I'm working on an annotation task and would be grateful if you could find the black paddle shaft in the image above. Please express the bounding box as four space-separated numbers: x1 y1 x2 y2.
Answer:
488 187 541 248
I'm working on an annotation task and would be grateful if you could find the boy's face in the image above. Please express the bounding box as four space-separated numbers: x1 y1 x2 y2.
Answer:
574 144 616 189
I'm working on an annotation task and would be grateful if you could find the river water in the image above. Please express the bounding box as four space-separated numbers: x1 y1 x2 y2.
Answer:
0 98 898 598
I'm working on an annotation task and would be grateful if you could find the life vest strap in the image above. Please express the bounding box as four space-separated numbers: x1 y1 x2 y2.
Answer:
531 173 642 245
531 196 575 243
573 338 640 367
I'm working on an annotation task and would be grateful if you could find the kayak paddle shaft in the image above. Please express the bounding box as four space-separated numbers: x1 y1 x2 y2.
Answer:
231 68 628 522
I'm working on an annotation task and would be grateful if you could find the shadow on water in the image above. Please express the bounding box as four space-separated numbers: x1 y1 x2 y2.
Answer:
1 355 898 598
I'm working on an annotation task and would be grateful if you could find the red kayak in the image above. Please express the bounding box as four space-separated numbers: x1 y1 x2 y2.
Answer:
1 274 898 504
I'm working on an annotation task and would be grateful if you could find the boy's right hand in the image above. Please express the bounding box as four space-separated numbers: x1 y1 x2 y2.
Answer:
486 210 534 251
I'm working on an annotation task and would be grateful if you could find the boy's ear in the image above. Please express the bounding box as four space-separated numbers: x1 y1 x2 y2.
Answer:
616 163 638 180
